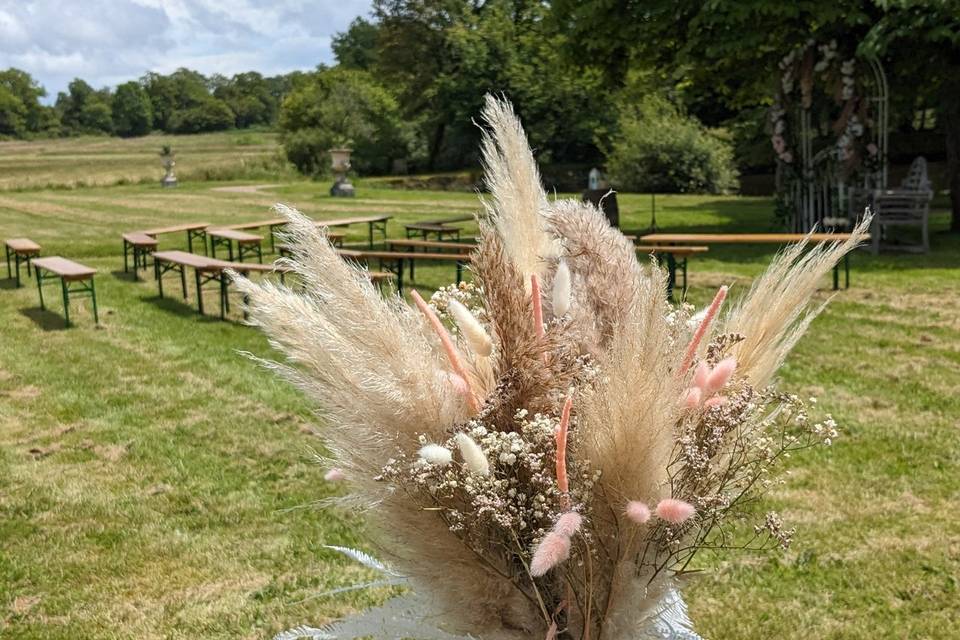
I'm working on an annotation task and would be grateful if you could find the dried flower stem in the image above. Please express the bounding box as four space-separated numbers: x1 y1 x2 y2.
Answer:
411 289 480 413
556 394 573 504
678 285 728 376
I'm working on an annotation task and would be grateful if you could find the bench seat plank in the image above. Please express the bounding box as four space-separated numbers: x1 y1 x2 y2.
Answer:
6 238 41 253
208 228 262 243
641 233 865 244
122 232 159 247
142 222 209 236
32 256 96 280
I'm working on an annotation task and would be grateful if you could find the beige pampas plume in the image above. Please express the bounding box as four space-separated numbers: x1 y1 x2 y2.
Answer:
479 94 558 282
449 299 493 357
722 215 871 387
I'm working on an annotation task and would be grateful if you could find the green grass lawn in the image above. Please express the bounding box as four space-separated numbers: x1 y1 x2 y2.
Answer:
1 176 958 639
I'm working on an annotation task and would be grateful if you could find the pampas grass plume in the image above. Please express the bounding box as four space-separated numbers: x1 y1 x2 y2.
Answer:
419 444 453 466
656 498 696 524
448 299 493 357
625 501 651 524
529 531 571 577
554 511 583 537
552 260 571 317
455 432 490 476
324 468 345 482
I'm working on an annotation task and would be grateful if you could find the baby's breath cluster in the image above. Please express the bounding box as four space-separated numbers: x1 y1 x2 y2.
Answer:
428 281 487 324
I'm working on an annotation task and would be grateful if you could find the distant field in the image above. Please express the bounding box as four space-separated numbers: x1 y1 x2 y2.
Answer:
0 150 958 639
0 131 290 191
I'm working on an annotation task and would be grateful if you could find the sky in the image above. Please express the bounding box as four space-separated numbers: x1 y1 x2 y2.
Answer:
0 0 373 102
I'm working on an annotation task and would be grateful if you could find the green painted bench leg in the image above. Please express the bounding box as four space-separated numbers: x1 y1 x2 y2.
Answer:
123 239 129 273
61 277 71 328
90 277 99 325
180 264 187 298
195 269 204 316
36 268 45 309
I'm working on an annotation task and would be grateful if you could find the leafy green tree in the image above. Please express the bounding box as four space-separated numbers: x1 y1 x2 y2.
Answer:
112 81 153 137
279 67 410 175
57 79 113 135
213 71 276 128
0 68 56 138
333 18 381 71
167 99 235 134
142 68 233 133
554 0 960 229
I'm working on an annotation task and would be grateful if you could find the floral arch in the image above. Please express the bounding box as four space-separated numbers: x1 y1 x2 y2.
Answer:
770 40 889 231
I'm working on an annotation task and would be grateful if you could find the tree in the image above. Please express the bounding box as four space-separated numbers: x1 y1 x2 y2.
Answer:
141 68 233 133
112 81 153 137
213 71 277 128
57 78 113 135
0 68 56 138
333 18 381 71
279 67 411 175
554 0 960 229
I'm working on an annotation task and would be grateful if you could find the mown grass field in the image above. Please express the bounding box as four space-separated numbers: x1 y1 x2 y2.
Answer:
1 140 958 639
0 131 289 192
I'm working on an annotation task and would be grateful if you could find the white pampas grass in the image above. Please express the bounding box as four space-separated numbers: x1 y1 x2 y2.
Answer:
479 95 558 283
448 299 493 357
419 444 453 467
455 432 490 476
552 260 571 317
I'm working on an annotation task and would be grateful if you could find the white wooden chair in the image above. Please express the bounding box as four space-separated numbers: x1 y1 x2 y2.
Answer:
870 157 933 254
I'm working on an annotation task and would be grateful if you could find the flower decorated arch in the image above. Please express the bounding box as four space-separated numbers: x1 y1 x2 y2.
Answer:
770 40 889 231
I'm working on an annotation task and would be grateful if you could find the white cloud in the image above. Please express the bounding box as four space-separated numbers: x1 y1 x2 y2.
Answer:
0 0 373 101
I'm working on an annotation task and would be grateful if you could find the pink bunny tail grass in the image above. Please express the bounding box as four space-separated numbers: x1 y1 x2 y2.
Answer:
625 500 651 524
555 394 573 497
529 531 572 577
704 357 737 395
656 498 696 524
693 361 710 390
704 395 728 408
411 289 480 414
324 468 346 482
678 285 728 376
680 386 702 409
554 511 583 537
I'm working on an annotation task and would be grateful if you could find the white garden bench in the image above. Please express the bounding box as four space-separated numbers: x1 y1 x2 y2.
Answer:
870 157 933 254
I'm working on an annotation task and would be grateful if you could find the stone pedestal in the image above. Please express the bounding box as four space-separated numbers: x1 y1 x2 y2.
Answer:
330 148 355 197
330 177 356 197
161 158 178 188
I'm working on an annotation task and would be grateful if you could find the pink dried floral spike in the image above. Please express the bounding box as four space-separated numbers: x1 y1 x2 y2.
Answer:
679 286 728 376
655 498 696 524
680 386 702 409
555 394 573 498
554 511 583 537
705 357 737 395
529 530 572 577
411 289 481 413
625 501 651 524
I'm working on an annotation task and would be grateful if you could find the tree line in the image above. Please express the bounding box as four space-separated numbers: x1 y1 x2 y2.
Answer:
0 67 305 139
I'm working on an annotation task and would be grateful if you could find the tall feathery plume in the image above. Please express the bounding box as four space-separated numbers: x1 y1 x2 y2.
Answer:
255 96 866 640
479 94 559 284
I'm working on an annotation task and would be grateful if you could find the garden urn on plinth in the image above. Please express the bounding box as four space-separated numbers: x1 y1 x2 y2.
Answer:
330 148 355 197
160 146 178 188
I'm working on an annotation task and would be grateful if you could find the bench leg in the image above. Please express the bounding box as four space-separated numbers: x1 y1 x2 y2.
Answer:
845 253 850 289
832 263 839 291
90 277 99 325
36 268 45 310
158 264 165 299
123 239 129 273
195 269 204 316
61 277 71 328
665 254 677 300
227 241 235 262
269 225 277 253
4 245 10 280
210 238 217 259
14 253 22 288
395 258 403 295
219 275 227 320
368 222 374 248
456 260 463 284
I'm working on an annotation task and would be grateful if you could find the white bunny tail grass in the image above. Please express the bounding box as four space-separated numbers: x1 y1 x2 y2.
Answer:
722 214 872 387
479 94 559 282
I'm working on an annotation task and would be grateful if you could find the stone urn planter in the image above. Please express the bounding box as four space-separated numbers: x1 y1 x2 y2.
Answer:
330 148 355 197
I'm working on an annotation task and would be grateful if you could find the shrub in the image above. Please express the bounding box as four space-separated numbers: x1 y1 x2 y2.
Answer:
606 94 739 194
279 68 410 176
167 99 234 134
112 82 153 137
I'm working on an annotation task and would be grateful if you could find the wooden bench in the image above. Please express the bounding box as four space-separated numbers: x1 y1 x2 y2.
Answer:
208 228 263 263
405 222 463 242
314 214 392 248
386 238 475 280
142 222 210 255
339 248 470 293
153 250 393 320
634 245 710 297
223 219 346 252
640 233 867 290
122 232 159 279
31 256 98 326
5 238 41 288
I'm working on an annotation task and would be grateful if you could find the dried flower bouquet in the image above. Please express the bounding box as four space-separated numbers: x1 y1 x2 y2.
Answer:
234 96 869 640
